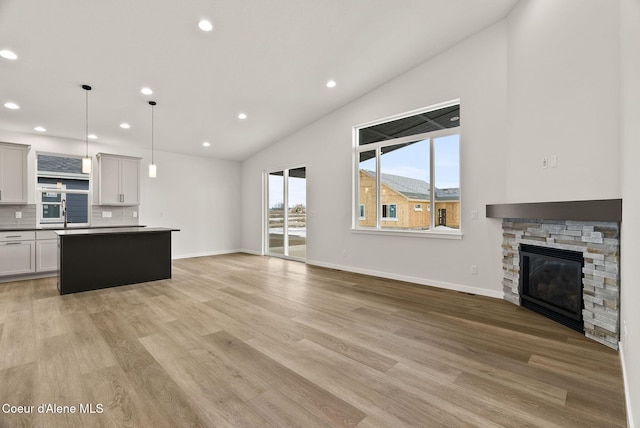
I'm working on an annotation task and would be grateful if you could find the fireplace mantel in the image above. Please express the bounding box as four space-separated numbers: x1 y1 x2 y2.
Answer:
486 199 622 222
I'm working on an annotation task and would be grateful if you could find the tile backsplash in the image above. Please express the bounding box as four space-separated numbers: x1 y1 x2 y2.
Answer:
0 205 37 228
91 205 139 227
0 204 139 229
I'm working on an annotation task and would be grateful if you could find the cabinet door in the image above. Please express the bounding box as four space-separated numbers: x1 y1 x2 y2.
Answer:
120 157 140 205
0 241 36 276
0 145 27 204
36 240 58 272
99 155 122 205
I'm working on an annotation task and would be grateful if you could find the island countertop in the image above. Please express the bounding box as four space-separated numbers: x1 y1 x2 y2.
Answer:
55 226 179 236
0 225 149 232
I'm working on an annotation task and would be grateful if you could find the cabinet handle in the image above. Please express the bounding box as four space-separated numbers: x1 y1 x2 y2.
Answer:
5 235 22 238
5 242 22 245
0 190 2 200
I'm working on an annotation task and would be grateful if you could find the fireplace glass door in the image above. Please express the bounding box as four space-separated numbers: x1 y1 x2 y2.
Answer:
519 245 584 332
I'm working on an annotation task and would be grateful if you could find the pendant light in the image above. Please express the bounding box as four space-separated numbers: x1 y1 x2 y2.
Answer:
81 84 92 174
148 101 157 178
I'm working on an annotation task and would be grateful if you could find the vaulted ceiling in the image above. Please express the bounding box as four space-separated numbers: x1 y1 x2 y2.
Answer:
0 0 518 161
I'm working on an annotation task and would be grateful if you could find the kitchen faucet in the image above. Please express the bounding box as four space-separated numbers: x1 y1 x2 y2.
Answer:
61 198 67 228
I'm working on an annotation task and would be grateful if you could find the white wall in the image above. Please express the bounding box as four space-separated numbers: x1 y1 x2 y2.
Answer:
139 150 242 258
0 130 242 258
620 0 640 425
241 21 509 297
506 0 621 202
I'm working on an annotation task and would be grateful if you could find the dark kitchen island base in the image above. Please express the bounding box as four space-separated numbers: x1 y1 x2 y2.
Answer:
56 227 179 295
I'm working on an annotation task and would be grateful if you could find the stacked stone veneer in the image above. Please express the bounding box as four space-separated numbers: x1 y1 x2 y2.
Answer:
502 219 620 349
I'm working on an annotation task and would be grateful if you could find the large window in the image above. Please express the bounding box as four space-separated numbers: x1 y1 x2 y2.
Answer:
37 153 90 227
354 101 460 234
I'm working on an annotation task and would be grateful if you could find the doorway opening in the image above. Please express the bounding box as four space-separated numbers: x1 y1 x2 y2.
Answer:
266 166 306 260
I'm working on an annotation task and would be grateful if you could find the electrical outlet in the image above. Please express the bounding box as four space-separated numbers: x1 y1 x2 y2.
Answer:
549 155 558 168
15 211 22 219
102 211 112 218
342 249 347 258
133 211 138 218
471 265 478 275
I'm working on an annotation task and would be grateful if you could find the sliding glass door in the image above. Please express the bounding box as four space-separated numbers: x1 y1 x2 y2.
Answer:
266 167 306 259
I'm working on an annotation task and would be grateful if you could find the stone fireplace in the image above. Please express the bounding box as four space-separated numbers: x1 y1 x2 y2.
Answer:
487 199 622 349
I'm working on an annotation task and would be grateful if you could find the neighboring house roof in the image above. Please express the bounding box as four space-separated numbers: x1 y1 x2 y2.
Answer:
361 170 459 201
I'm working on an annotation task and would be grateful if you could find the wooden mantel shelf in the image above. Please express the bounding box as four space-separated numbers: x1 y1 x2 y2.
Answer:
485 199 622 222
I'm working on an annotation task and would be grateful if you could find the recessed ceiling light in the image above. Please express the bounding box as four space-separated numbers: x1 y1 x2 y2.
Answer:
141 87 153 95
120 123 131 129
198 19 213 32
326 80 337 88
34 126 47 132
88 134 97 140
202 142 211 147
4 102 19 110
0 50 17 60
238 113 247 120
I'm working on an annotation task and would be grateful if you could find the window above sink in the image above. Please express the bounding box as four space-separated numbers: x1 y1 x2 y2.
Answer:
37 153 90 228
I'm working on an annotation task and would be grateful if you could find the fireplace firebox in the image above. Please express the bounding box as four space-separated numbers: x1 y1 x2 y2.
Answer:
519 244 584 333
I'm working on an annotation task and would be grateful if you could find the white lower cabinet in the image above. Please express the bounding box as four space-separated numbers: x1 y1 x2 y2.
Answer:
0 230 59 278
0 240 36 276
35 230 58 273
36 239 58 272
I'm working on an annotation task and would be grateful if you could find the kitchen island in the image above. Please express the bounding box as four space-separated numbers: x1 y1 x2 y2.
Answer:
56 226 179 295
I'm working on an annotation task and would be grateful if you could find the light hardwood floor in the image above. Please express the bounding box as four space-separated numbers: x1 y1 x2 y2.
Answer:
0 253 627 427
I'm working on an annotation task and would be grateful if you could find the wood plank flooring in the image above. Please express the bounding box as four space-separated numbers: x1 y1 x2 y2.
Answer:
0 253 627 427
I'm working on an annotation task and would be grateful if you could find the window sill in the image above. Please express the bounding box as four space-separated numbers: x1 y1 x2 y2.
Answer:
351 228 463 240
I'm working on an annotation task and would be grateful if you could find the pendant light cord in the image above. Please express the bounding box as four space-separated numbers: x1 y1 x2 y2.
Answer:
149 101 156 164
85 89 89 157
82 84 91 158
151 103 154 164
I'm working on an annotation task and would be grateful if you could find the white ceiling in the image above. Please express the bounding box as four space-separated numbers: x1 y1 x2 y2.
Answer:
0 0 518 161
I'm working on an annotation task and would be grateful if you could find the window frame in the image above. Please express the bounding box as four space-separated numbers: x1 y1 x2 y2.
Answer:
39 184 66 223
36 152 91 228
352 100 462 239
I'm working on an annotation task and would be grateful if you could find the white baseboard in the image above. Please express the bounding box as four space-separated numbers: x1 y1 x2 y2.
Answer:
238 248 263 256
620 342 636 428
172 249 242 260
0 271 56 283
306 259 503 299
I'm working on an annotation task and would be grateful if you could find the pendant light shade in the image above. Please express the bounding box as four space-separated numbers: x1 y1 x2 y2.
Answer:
81 85 92 174
148 101 157 178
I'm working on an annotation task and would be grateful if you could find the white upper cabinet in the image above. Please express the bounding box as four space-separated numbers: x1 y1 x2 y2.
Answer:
0 142 28 204
97 153 141 206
